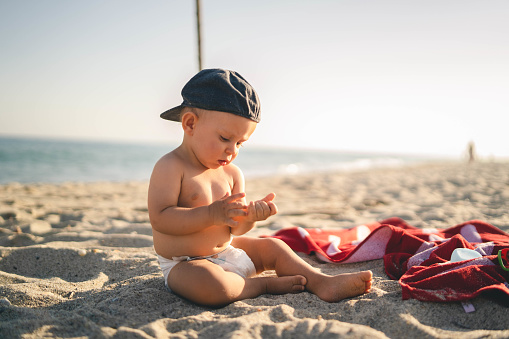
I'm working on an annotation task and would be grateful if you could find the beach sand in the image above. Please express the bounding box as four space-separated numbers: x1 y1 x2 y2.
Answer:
1 161 508 338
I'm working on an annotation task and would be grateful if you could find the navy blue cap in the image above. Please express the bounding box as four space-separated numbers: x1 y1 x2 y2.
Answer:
160 68 260 123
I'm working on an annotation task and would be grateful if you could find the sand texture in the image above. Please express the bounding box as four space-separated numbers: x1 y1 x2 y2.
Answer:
1 162 508 338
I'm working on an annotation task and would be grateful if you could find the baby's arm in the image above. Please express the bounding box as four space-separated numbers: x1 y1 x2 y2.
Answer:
148 154 246 235
228 165 278 235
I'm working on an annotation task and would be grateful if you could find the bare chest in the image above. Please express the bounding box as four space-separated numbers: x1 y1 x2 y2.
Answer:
178 171 233 207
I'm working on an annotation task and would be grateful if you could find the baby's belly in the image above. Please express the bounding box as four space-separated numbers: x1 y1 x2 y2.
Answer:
153 225 232 259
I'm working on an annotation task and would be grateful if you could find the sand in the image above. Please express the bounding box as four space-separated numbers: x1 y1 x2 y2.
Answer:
1 161 508 338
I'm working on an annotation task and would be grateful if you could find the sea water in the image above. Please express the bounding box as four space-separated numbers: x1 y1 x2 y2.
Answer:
0 137 438 184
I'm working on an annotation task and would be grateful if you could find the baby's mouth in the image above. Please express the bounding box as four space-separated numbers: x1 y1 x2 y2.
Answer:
218 160 228 166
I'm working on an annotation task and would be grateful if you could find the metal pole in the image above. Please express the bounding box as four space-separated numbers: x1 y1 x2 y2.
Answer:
196 0 203 71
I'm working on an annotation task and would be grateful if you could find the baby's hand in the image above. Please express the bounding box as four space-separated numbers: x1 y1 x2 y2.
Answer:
209 192 247 227
245 193 278 222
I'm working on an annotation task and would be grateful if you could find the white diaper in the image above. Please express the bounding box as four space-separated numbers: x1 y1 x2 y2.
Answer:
157 245 256 292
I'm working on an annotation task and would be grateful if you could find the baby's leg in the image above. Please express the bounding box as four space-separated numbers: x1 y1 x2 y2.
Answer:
233 237 372 303
167 259 305 307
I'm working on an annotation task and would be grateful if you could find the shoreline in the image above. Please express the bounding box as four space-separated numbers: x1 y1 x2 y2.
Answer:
1 161 508 338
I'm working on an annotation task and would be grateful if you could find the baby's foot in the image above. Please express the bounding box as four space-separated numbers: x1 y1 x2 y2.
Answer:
311 270 372 303
264 275 307 295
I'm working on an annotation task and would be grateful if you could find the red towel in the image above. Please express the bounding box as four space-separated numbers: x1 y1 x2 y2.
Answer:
269 217 509 302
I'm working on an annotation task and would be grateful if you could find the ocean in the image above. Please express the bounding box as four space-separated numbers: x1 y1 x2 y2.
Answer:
0 137 439 184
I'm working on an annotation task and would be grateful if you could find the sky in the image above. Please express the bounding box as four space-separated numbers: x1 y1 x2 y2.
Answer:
1 0 508 158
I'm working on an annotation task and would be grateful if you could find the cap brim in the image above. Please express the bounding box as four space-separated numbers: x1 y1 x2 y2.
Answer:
160 105 183 121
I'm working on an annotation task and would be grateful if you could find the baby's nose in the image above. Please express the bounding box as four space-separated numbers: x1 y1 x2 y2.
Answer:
225 144 237 155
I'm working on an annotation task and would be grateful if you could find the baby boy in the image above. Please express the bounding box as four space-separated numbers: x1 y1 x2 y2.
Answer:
148 68 372 307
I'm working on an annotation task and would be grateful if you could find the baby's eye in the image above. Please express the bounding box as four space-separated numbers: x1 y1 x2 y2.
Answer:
220 136 229 142
236 142 244 148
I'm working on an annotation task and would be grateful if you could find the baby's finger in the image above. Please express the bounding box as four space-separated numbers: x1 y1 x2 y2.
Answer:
227 201 245 210
261 192 276 202
255 201 271 218
267 201 278 215
247 201 256 215
225 192 246 203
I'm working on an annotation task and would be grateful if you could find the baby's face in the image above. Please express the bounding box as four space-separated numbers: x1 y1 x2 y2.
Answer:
192 110 257 169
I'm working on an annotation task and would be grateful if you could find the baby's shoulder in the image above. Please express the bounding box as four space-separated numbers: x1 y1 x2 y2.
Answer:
152 150 185 176
224 162 244 182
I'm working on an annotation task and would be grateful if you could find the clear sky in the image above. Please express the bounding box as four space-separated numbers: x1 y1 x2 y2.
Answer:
1 0 508 158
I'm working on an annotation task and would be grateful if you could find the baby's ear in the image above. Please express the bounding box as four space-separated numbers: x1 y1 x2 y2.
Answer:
181 111 198 135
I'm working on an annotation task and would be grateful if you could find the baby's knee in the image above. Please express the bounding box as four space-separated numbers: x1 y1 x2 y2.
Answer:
260 237 289 252
258 237 282 247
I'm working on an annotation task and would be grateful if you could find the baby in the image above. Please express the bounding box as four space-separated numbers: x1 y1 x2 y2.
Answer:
148 68 372 307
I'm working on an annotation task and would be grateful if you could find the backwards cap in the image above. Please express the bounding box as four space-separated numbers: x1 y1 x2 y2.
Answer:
160 68 260 123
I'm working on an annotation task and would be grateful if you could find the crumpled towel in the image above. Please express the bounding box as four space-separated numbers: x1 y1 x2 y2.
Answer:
269 217 509 302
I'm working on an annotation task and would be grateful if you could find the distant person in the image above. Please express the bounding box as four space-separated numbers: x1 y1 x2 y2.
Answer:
468 142 476 163
148 68 372 307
